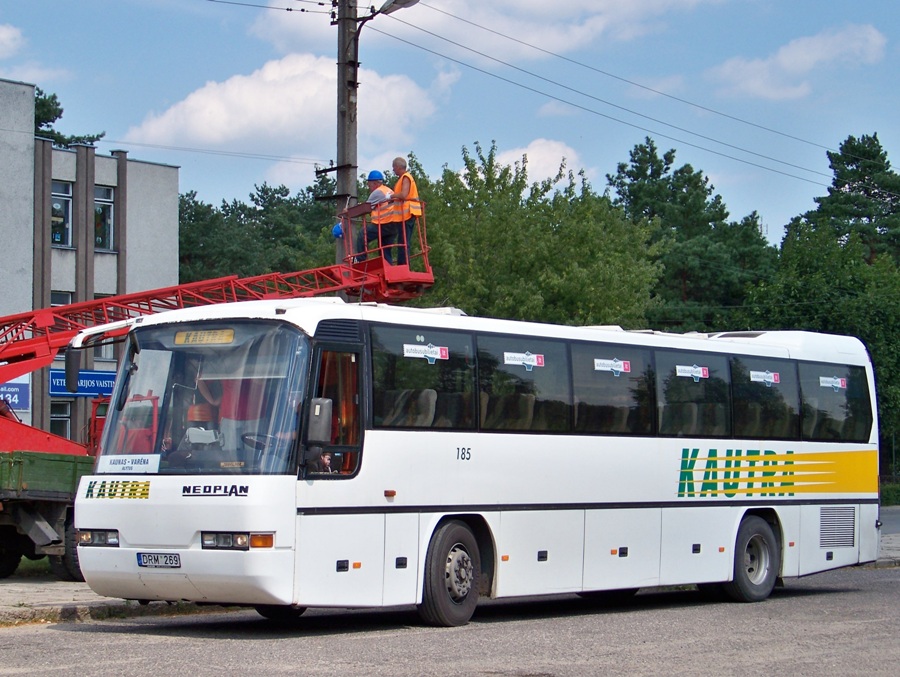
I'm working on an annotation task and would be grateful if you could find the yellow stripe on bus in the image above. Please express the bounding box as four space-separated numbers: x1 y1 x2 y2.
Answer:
677 448 878 497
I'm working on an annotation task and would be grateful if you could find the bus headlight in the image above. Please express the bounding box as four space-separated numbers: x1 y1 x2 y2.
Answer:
200 532 274 550
77 529 120 547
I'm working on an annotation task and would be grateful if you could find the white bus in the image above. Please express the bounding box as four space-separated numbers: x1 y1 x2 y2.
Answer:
72 298 881 626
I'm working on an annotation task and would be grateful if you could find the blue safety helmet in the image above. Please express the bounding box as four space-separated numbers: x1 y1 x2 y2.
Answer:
367 170 384 181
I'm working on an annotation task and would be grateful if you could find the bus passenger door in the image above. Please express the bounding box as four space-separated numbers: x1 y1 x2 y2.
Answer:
295 347 387 607
308 348 362 473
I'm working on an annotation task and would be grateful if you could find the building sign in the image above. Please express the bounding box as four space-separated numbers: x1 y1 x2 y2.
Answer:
49 369 116 397
0 374 30 411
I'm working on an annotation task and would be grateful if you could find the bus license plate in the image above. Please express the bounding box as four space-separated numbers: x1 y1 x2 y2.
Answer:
136 553 181 568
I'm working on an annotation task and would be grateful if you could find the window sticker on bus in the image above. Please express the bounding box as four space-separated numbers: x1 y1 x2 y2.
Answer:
174 328 235 345
676 364 709 382
504 352 545 371
820 375 848 391
750 370 780 387
594 358 631 376
403 343 449 364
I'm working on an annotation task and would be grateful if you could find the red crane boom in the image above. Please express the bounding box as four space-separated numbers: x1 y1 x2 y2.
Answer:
0 205 431 386
0 204 432 453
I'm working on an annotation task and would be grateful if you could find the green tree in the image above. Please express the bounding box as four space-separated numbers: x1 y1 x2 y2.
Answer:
179 175 337 283
607 137 776 331
748 134 900 473
421 142 660 326
804 133 900 264
34 87 105 147
745 220 900 469
179 191 259 282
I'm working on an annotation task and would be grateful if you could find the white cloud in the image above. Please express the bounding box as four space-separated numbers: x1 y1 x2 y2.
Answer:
430 66 462 101
251 0 720 63
0 62 68 84
495 138 588 184
0 24 68 84
707 24 886 101
537 100 578 117
0 24 24 59
124 53 437 160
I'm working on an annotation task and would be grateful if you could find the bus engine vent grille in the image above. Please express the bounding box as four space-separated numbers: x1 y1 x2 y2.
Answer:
819 506 856 548
314 319 361 343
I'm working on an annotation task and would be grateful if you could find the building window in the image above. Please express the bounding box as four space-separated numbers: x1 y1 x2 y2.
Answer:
51 181 73 247
50 290 73 306
94 186 114 250
50 400 72 439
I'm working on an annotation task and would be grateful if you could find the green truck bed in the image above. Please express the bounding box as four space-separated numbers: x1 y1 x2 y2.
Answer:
0 451 95 502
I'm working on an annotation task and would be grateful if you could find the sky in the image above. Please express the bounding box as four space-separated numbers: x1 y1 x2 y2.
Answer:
2 0 898 244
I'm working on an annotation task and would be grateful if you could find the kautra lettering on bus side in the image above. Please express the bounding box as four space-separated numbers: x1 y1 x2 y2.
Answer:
677 448 794 498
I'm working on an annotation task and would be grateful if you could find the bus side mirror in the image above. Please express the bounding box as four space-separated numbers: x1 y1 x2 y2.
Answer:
306 398 333 446
65 349 81 393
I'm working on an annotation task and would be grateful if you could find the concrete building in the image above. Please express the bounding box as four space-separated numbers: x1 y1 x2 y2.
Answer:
0 77 179 440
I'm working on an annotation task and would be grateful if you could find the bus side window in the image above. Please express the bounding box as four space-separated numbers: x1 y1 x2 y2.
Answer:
370 325 477 431
731 357 799 441
655 351 730 438
798 362 872 443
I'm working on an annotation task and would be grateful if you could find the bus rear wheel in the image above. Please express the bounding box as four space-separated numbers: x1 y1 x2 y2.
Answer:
723 516 780 603
417 520 480 627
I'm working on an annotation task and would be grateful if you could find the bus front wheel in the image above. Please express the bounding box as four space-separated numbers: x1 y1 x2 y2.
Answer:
254 605 307 621
723 516 780 603
417 520 480 627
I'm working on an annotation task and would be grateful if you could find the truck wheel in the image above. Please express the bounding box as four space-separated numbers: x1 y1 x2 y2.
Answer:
48 517 84 582
0 548 22 579
417 520 480 627
723 516 780 603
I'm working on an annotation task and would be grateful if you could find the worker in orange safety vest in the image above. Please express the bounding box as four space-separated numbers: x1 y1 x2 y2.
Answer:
390 156 423 266
356 170 402 263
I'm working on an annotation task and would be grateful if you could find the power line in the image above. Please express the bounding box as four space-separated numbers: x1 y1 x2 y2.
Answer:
383 13 832 182
415 2 895 181
205 0 330 13
373 12 900 202
202 0 893 194
367 25 829 189
96 138 326 165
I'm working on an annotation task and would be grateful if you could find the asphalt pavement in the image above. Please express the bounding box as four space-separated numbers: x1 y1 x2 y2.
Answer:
2 508 899 626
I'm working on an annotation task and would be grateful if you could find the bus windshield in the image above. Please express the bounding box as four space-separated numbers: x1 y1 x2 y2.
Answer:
96 320 309 475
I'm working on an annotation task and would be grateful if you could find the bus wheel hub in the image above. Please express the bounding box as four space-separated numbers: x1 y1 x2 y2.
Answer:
445 545 473 600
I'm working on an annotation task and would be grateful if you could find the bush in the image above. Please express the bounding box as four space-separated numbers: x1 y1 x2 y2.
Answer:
882 482 900 506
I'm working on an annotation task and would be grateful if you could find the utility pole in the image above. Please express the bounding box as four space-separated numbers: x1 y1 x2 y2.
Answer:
335 0 359 213
330 0 419 266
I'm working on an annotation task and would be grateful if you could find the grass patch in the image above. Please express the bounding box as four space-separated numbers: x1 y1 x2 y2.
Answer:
882 482 900 506
12 557 51 578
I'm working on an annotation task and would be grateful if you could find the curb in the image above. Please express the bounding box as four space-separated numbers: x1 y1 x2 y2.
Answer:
0 599 211 627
